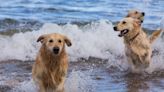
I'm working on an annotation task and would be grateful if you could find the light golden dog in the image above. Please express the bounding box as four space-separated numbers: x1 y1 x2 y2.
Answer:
32 33 72 92
113 17 161 73
126 9 145 23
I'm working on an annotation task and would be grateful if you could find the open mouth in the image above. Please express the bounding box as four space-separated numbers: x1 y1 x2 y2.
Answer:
118 29 129 37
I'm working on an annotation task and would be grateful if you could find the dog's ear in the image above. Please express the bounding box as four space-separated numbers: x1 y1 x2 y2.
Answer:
126 15 129 17
37 35 46 43
126 10 131 17
126 14 130 17
64 36 72 47
133 19 141 27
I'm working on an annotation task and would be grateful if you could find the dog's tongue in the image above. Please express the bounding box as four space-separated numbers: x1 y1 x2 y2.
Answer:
118 29 128 37
118 30 124 37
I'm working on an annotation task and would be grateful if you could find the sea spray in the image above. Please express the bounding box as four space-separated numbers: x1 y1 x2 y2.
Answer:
0 20 164 72
0 20 124 61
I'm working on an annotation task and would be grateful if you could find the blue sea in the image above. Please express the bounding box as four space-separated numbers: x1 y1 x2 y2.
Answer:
0 0 164 92
0 0 164 30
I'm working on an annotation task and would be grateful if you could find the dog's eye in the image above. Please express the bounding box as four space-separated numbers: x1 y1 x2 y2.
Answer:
58 40 62 43
122 21 126 24
135 11 138 14
49 39 53 43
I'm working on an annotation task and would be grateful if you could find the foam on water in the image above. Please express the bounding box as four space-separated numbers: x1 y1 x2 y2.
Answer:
65 70 95 92
161 18 164 30
12 70 95 92
147 34 164 73
0 20 164 92
0 20 124 61
0 20 164 72
11 79 37 92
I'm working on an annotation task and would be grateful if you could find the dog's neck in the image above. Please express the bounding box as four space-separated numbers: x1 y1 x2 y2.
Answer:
129 32 140 42
124 28 141 44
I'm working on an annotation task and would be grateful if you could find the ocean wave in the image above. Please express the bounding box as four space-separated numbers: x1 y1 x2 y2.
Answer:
0 18 42 36
12 70 95 92
0 20 122 61
0 20 164 72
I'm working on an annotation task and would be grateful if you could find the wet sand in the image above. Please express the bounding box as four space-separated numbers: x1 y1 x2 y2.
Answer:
0 57 164 92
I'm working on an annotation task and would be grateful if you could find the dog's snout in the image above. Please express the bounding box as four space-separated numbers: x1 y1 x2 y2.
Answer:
142 12 145 16
141 20 143 23
113 26 118 31
53 47 60 54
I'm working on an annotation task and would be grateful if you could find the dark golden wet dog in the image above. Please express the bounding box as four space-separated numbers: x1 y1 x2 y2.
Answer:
126 9 145 23
114 17 162 73
32 33 72 92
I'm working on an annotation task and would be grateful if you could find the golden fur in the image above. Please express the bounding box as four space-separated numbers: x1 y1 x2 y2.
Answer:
126 9 162 44
114 17 162 73
126 9 145 23
32 33 72 92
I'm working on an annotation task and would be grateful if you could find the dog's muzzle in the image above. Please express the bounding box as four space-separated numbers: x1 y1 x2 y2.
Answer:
53 47 60 54
142 12 145 16
113 27 129 37
118 29 129 37
113 26 118 31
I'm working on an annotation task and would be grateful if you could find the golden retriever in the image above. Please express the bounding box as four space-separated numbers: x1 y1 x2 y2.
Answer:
32 33 72 92
113 17 162 73
126 9 145 23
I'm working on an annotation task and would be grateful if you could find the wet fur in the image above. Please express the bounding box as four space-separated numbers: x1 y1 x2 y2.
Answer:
114 18 161 73
32 33 72 92
126 9 145 23
126 9 162 44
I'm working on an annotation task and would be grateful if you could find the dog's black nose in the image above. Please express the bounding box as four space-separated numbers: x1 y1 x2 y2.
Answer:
113 26 117 31
142 12 145 16
141 20 143 23
53 47 59 54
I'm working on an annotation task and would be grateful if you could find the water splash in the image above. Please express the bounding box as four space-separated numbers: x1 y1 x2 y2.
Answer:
0 20 164 73
0 20 124 61
12 70 95 92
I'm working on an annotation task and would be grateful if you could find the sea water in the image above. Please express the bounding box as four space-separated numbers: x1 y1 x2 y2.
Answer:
0 0 164 92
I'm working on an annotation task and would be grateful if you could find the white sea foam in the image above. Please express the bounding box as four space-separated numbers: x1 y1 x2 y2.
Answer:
65 70 95 92
147 36 164 73
0 20 124 61
161 18 164 30
11 79 37 92
1 20 164 92
0 20 164 72
12 70 95 92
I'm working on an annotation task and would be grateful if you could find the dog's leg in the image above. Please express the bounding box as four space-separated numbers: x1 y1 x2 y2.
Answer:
126 53 145 73
58 88 64 92
39 82 46 92
126 56 135 72
56 79 65 92
139 52 151 68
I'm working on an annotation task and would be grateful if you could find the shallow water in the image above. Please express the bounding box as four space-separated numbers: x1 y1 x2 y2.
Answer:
0 0 164 92
0 22 164 92
0 58 164 92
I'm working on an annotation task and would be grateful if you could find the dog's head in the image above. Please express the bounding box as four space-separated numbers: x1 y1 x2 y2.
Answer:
126 10 145 23
113 17 141 37
37 33 72 55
